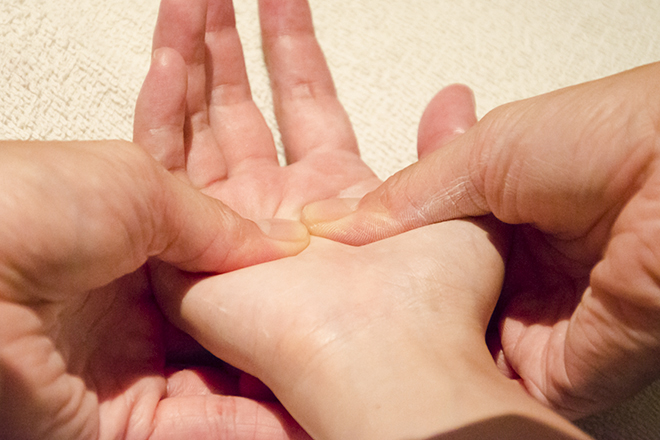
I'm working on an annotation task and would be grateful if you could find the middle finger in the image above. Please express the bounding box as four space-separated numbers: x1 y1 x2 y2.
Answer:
205 0 280 171
259 0 361 164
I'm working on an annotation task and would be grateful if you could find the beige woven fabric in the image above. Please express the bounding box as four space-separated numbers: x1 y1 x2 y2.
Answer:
2 0 660 437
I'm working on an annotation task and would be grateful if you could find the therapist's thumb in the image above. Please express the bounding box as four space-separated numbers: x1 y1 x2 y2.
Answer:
151 169 310 273
302 86 488 245
302 139 488 245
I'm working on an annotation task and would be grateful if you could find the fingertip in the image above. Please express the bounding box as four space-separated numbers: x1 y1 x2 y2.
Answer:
205 217 310 273
301 198 360 226
417 84 477 159
300 198 372 244
301 198 400 246
255 218 311 252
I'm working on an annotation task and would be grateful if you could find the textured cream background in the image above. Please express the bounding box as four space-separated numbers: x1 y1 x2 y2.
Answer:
2 0 660 438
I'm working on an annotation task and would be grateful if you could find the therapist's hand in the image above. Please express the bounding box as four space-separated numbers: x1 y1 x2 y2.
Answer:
302 63 660 419
0 140 308 440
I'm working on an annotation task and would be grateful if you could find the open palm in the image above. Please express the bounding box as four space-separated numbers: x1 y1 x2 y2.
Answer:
133 0 380 224
132 0 381 435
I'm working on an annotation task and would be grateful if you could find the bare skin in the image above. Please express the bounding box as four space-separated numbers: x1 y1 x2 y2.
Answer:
139 0 591 439
0 140 308 440
303 62 660 419
133 0 381 221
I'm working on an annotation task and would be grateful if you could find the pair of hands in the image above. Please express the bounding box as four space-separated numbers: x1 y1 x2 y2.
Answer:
134 2 591 438
2 0 506 438
1 0 656 438
143 0 660 433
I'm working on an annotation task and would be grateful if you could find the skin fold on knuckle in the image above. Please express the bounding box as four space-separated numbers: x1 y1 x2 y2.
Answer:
470 104 530 223
372 171 431 230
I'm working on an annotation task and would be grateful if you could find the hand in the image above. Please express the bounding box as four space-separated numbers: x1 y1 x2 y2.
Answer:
0 140 308 439
137 0 590 437
133 0 381 223
302 63 660 418
154 206 591 440
131 0 379 436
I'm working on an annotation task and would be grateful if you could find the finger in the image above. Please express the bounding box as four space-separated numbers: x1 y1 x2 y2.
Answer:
154 169 309 273
259 0 359 163
153 0 208 120
133 48 188 175
301 131 488 245
153 0 227 187
204 0 279 169
417 84 477 159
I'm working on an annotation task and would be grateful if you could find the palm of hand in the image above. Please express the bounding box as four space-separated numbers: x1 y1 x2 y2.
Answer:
205 150 378 221
0 270 161 439
156 219 509 439
134 0 379 224
497 197 660 419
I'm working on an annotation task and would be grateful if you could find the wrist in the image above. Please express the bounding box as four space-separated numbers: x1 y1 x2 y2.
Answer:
268 330 590 440
268 329 502 439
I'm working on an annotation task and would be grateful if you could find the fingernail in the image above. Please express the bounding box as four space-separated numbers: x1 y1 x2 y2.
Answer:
152 47 167 63
152 47 180 68
301 198 360 226
257 219 309 242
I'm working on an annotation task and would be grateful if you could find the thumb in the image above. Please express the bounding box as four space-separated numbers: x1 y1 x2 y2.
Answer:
301 84 486 245
151 168 310 273
0 141 309 301
302 65 656 245
301 126 488 245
